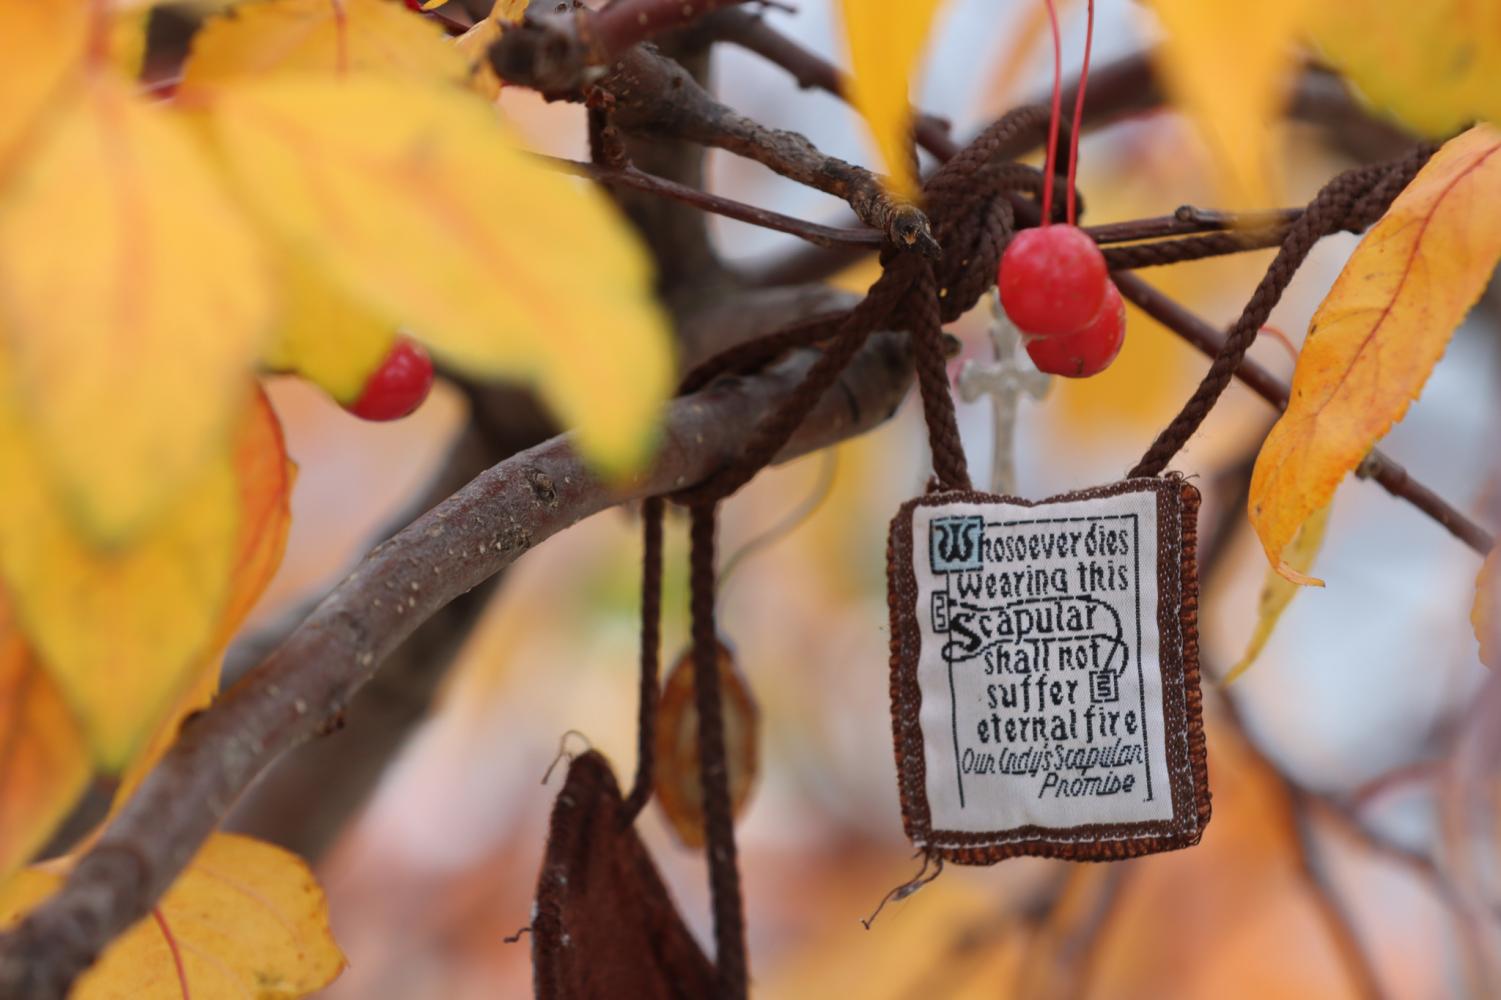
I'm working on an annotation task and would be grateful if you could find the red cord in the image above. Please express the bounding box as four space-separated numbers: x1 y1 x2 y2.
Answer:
1041 0 1062 226
1066 0 1094 226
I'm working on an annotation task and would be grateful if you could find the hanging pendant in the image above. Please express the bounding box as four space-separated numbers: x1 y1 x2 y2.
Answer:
886 477 1210 863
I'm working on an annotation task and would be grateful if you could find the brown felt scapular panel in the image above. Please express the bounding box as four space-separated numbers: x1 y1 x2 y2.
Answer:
531 751 715 999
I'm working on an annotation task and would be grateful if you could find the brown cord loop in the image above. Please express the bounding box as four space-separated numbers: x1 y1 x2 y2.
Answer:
1127 145 1435 479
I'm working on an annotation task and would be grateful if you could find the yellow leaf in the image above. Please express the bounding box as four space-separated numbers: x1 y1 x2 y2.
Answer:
179 0 465 98
266 258 396 403
0 2 86 171
837 0 946 200
0 603 90 880
213 75 673 473
1224 503 1332 683
0 385 290 772
0 833 346 998
115 388 295 803
1146 0 1303 206
1475 546 1500 669
1249 126 1501 578
1307 0 1501 137
0 75 271 542
0 391 239 768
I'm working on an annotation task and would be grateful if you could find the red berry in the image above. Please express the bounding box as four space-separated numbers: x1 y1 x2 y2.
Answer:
999 224 1109 337
347 338 434 421
1024 279 1125 378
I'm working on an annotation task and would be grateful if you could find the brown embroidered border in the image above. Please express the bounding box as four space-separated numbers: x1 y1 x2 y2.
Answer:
886 478 1210 864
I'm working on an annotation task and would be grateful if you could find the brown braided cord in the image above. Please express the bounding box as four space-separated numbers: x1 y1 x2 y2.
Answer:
1103 226 1292 270
621 495 664 822
1128 146 1435 478
907 262 972 490
678 311 849 395
671 257 922 505
687 504 747 999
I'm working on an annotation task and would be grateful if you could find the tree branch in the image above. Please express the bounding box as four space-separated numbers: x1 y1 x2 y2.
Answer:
0 327 915 999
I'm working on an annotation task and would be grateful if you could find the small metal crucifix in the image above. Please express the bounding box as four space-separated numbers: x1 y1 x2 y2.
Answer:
957 290 1051 495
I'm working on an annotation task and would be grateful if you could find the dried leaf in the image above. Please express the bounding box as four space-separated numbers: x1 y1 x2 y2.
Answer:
0 2 86 169
1249 126 1501 579
0 387 291 769
1306 0 1501 138
654 641 759 848
212 75 673 474
1146 0 1303 205
179 0 465 97
0 605 89 880
0 833 346 998
0 75 271 542
1224 503 1332 683
837 0 946 200
1475 546 1500 669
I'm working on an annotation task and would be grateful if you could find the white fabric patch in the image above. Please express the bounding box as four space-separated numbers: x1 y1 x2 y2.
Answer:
910 490 1174 834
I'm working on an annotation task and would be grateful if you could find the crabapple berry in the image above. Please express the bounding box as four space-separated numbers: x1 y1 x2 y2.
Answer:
1024 278 1124 378
998 224 1109 337
347 337 434 421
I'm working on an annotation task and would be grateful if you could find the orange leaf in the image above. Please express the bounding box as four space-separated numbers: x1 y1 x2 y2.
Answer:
1475 546 1500 669
220 387 297 642
0 833 346 999
115 387 295 804
0 379 292 769
1249 126 1501 578
0 602 89 880
0 2 86 171
654 640 760 848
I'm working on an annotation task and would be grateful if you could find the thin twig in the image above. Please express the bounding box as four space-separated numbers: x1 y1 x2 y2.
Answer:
537 154 884 249
490 20 940 254
1085 205 1303 244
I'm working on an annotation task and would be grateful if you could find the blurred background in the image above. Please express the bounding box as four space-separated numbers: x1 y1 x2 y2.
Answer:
221 1 1501 995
